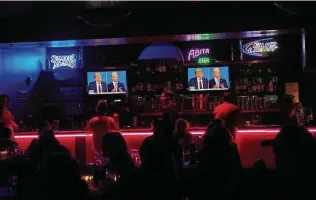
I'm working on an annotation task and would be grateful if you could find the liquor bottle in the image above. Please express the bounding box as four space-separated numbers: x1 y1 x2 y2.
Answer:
252 78 257 93
162 60 167 72
235 79 240 94
260 78 264 92
268 80 273 93
248 78 252 93
199 94 204 109
208 96 213 111
175 78 180 91
151 98 155 111
139 82 144 91
180 95 184 112
204 94 209 110
273 77 277 92
195 94 199 109
191 94 195 110
135 82 140 92
243 78 247 93
256 78 261 93
167 81 172 91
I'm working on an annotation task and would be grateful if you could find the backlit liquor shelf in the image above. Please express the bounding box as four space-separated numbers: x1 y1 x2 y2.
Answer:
140 109 280 117
0 28 305 131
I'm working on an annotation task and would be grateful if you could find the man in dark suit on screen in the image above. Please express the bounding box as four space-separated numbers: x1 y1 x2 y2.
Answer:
107 72 126 92
188 68 209 90
88 73 107 94
209 67 228 89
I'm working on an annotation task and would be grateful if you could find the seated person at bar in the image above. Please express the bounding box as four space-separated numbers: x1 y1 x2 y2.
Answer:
0 126 21 156
188 68 209 90
209 67 228 89
107 72 126 92
88 73 107 94
173 118 192 153
280 94 298 125
161 90 179 137
0 94 18 139
87 101 119 153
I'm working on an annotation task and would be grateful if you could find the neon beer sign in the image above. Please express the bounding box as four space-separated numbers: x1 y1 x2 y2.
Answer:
242 38 278 57
187 48 210 61
50 54 77 69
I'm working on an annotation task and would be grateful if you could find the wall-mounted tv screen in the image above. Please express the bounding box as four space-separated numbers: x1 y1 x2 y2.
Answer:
187 66 230 91
86 70 127 95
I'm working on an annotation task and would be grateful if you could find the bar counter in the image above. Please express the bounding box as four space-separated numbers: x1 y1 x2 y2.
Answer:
14 127 316 169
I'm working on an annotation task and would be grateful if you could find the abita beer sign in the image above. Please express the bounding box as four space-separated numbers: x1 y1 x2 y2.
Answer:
241 38 278 57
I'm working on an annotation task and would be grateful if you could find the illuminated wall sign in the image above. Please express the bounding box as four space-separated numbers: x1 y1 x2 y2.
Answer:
187 48 210 61
51 54 77 69
242 38 278 57
47 47 81 70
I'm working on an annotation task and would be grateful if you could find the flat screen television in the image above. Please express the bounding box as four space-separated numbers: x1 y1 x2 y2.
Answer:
86 70 127 95
187 66 230 91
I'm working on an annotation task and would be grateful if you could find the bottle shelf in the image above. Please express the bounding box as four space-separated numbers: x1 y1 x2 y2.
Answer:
140 109 280 117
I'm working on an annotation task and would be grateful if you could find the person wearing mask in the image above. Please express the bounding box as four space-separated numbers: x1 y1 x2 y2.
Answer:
198 101 242 200
87 101 119 153
0 95 18 139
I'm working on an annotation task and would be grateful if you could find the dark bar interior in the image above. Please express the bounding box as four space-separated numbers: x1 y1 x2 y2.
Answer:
1 2 316 199
1 28 310 164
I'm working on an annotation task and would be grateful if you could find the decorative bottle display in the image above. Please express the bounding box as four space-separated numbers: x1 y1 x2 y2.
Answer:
235 76 278 94
129 59 281 128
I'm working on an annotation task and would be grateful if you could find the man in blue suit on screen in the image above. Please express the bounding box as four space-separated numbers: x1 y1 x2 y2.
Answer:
209 67 228 89
88 73 107 94
188 68 209 90
107 72 126 92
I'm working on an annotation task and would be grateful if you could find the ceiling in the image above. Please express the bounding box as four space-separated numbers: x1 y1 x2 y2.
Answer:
0 2 313 43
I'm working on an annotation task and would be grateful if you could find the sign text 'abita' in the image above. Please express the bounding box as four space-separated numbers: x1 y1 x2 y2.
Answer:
187 48 210 61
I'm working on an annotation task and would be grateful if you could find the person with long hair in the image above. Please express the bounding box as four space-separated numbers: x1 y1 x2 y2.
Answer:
99 132 137 200
0 94 18 139
173 118 192 155
87 100 119 153
102 132 134 176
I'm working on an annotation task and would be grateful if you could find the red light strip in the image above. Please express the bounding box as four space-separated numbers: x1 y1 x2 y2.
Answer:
13 129 316 139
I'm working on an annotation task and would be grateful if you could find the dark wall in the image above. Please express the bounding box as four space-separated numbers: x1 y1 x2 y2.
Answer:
0 48 46 119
